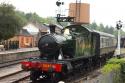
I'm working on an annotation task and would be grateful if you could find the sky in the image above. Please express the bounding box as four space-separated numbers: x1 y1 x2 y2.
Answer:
1 0 125 30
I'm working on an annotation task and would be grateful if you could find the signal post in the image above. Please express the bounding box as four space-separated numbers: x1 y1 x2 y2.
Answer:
116 20 123 58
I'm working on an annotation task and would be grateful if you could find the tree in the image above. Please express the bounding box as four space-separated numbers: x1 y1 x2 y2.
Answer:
0 3 26 41
43 17 56 24
104 25 109 33
99 23 105 31
90 22 97 30
85 21 125 37
108 26 114 34
25 13 45 23
16 11 28 25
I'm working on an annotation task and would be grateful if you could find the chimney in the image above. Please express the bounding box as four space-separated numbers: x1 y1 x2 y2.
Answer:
49 24 56 33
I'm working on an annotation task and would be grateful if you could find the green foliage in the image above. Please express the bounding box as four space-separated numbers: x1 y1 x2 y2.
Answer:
107 58 125 64
101 58 125 74
25 13 45 23
89 22 97 30
101 63 122 83
16 11 28 26
101 58 125 83
101 63 121 74
87 22 125 37
2 3 123 41
25 13 57 24
0 3 26 41
0 3 58 41
102 58 125 74
43 17 56 24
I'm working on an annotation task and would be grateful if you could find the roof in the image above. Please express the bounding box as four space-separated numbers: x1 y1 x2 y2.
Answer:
23 22 63 33
17 29 32 36
42 23 63 29
39 23 63 32
92 30 115 37
39 24 49 32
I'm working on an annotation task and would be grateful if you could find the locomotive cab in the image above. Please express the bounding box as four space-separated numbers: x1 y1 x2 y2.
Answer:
63 25 93 58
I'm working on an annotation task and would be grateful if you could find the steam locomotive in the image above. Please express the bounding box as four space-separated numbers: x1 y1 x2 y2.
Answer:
21 24 116 82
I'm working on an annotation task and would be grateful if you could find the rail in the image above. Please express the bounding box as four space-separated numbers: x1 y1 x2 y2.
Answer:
0 70 30 83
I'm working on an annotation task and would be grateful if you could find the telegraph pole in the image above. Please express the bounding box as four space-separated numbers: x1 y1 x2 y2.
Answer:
116 20 122 58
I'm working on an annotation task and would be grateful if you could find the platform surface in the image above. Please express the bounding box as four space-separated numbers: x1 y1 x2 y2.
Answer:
0 47 38 54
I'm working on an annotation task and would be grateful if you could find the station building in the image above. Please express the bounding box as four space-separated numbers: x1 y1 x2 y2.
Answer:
0 22 63 49
8 29 34 48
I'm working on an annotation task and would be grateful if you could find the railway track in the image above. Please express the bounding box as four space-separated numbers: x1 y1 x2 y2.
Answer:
0 59 26 68
0 63 30 83
1 53 124 83
64 53 125 83
20 68 102 83
65 68 101 83
0 70 30 83
0 56 39 68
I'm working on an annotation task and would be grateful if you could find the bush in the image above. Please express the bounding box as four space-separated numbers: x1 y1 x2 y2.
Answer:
101 58 125 83
101 64 121 74
101 58 125 74
107 58 125 64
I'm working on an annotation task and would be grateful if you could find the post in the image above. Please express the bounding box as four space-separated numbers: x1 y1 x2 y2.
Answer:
117 29 121 56
116 20 122 58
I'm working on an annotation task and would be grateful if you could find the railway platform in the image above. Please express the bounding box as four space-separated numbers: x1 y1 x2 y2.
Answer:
0 47 38 55
0 47 39 68
114 48 125 57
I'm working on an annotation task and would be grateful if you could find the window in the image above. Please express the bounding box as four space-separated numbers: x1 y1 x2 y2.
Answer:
63 28 72 39
26 37 29 43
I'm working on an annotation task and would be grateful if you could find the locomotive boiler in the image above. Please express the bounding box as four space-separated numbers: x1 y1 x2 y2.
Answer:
21 24 117 82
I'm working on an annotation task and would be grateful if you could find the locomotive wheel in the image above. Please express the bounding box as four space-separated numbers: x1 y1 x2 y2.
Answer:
50 73 62 83
30 70 40 82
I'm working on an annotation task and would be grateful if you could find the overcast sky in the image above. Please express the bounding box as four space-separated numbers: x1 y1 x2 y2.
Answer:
1 0 125 30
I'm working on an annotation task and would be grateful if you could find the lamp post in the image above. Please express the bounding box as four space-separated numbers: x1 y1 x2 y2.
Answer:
116 20 122 58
